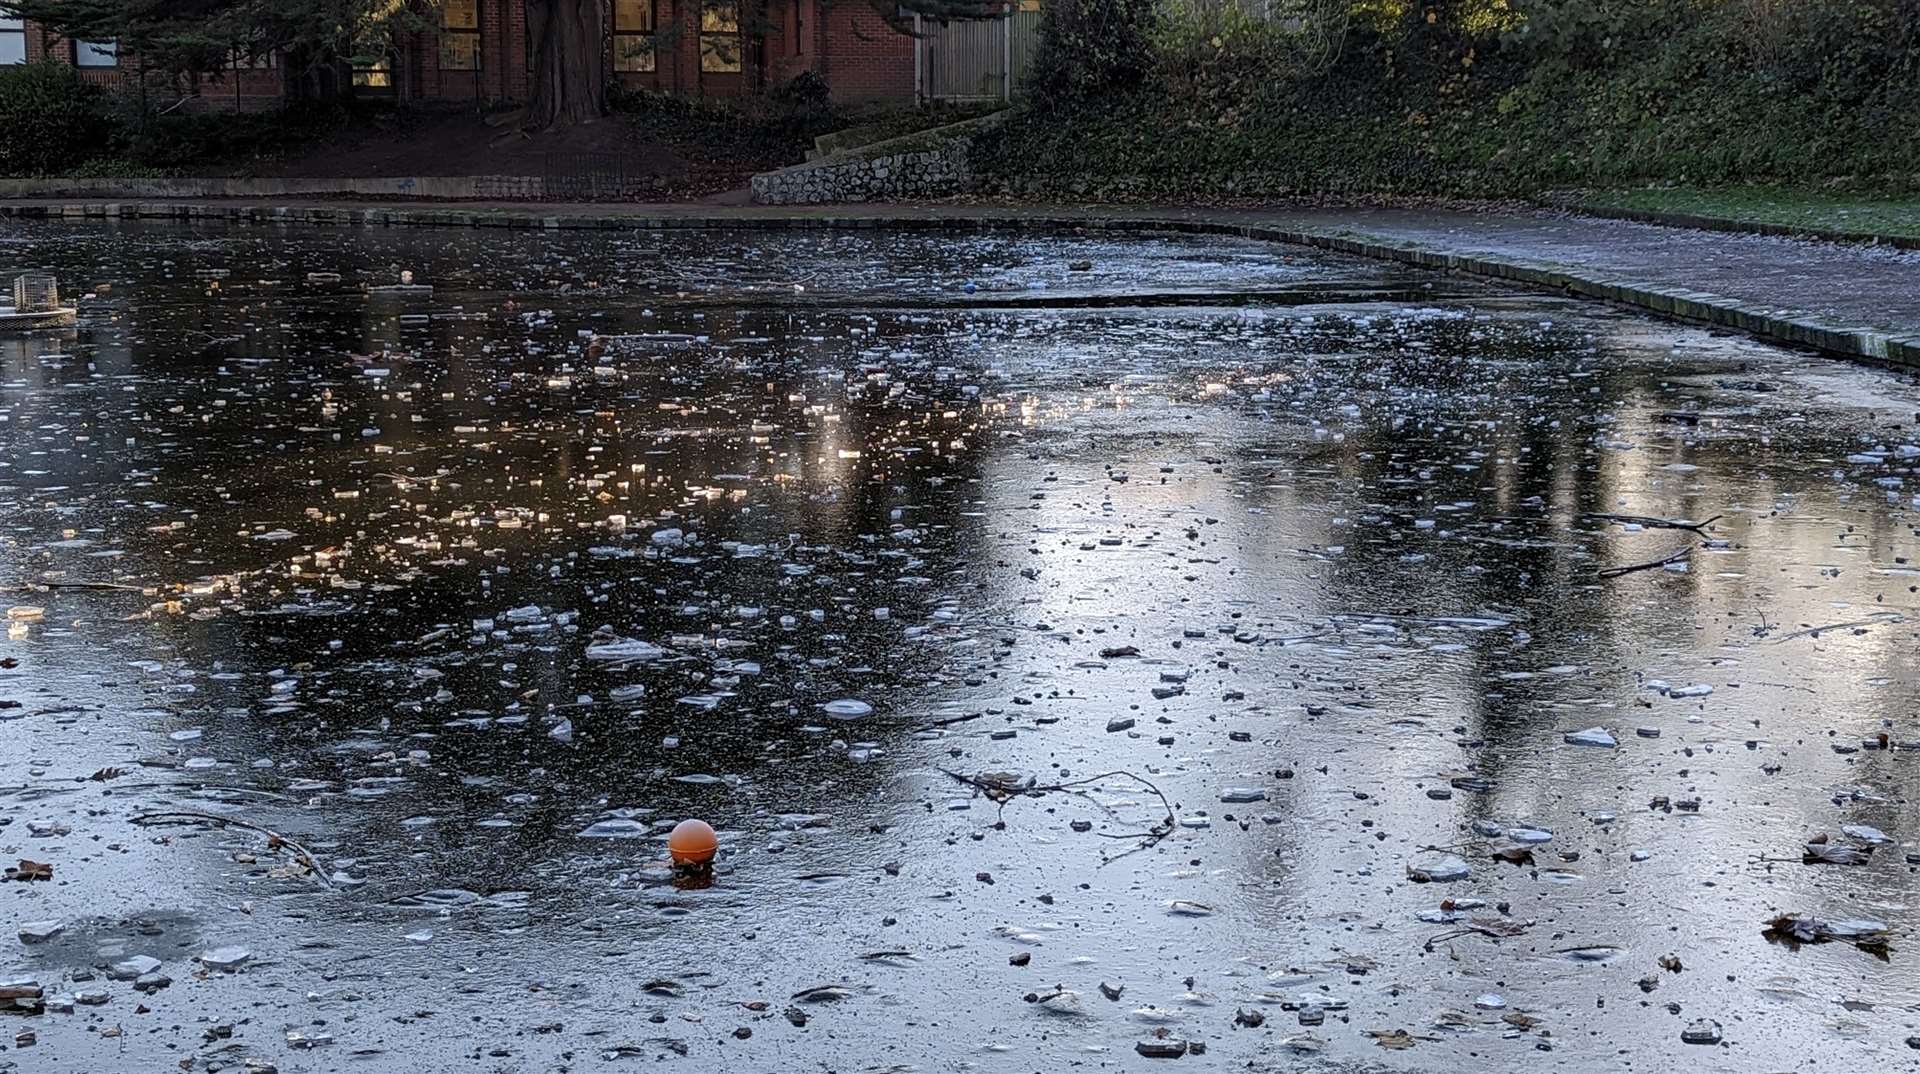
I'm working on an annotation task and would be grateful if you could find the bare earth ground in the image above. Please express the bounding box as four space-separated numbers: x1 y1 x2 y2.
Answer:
255 111 764 194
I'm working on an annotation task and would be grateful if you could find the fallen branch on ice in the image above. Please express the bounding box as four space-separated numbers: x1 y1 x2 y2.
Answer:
131 810 335 888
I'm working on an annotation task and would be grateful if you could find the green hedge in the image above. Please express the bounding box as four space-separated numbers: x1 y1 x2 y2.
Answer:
0 63 357 177
0 62 112 176
982 0 1920 196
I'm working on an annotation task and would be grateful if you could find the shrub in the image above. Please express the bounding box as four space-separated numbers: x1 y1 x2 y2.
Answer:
613 79 848 166
0 62 111 176
115 108 341 170
1024 0 1159 103
767 70 832 119
987 0 1920 196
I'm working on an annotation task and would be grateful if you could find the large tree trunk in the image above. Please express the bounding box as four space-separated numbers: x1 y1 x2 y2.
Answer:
528 0 608 129
283 45 348 107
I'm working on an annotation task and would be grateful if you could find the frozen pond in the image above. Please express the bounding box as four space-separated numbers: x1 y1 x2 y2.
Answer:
3 219 1920 1072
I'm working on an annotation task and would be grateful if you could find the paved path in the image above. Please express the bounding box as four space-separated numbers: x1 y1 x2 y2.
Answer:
4 198 1918 365
1209 206 1920 334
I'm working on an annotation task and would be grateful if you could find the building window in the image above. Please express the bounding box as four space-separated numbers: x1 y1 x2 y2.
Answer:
0 11 24 66
74 39 118 67
439 0 480 70
613 0 654 73
700 1 740 73
352 54 392 88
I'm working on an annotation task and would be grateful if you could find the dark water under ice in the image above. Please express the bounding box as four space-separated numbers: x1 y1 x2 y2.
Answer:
3 220 1920 1072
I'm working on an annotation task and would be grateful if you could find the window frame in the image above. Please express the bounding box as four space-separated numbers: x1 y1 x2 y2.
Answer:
439 0 481 71
0 9 24 67
351 53 393 89
74 38 118 68
699 0 741 74
612 0 655 73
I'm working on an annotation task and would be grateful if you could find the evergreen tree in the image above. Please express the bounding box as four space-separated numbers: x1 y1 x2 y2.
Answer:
6 0 409 90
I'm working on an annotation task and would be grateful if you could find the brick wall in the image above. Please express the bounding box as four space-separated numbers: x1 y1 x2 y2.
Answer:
817 3 914 102
609 0 787 99
587 0 914 102
8 0 917 110
404 0 530 104
18 24 287 111
501 0 530 99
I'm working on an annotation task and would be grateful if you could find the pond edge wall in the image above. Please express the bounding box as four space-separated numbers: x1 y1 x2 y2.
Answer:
2 200 1914 370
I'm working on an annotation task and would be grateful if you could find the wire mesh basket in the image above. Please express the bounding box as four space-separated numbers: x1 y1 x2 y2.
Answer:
12 274 59 313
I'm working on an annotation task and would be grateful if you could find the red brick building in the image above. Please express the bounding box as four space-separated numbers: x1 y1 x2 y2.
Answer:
2 9 294 110
0 0 918 110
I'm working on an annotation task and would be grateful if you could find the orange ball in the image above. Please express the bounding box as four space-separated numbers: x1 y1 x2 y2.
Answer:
668 819 717 864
